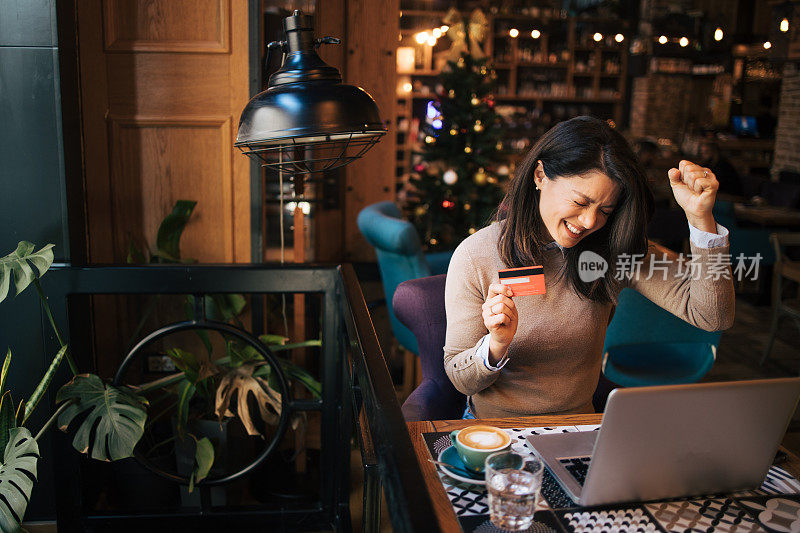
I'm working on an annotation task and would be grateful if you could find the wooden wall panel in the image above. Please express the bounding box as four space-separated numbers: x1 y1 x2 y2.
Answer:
78 0 249 263
103 0 228 53
109 117 233 262
341 0 399 261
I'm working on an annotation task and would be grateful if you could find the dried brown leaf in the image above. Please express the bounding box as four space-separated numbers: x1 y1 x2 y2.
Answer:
215 363 282 436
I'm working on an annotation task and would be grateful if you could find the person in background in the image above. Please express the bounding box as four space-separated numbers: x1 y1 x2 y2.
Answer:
699 140 744 198
445 116 734 419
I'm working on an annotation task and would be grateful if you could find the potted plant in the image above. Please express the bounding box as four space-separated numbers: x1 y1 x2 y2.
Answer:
0 201 321 531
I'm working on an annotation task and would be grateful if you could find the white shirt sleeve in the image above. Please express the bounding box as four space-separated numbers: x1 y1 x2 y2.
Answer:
478 333 510 371
688 222 729 249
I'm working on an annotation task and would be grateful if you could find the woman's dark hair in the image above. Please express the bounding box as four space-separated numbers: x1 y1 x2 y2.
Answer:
496 116 654 303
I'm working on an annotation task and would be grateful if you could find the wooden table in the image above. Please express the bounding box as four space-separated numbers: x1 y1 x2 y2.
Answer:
734 204 800 227
407 414 800 532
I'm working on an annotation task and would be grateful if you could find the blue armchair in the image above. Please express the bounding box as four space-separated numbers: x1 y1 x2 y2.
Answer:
357 201 452 354
602 288 722 387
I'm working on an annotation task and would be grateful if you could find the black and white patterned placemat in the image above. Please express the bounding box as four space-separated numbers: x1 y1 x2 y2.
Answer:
422 425 800 532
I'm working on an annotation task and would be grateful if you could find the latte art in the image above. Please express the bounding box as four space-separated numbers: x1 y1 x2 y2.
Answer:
458 426 511 450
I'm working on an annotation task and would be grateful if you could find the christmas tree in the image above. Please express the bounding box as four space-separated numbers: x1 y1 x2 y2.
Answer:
405 52 508 251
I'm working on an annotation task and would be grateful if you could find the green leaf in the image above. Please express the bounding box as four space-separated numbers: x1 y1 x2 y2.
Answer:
154 200 196 262
281 360 322 398
56 375 148 461
207 294 246 322
258 334 289 346
0 242 54 303
0 392 16 462
23 344 68 424
188 436 214 492
175 380 196 437
0 349 10 395
0 427 39 532
227 341 263 368
126 236 147 264
167 348 200 383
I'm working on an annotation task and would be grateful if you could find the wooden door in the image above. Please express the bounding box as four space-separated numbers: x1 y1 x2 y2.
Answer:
78 0 250 263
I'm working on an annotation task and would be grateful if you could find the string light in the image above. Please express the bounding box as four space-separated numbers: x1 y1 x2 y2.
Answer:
593 32 603 42
473 120 484 132
531 29 541 39
781 18 790 33
764 41 772 49
714 27 723 41
425 135 435 144
679 37 689 47
427 35 437 46
658 35 668 44
402 82 412 93
509 28 519 38
432 28 442 38
415 32 428 44
615 34 624 42
441 25 449 33
464 145 472 153
449 128 457 135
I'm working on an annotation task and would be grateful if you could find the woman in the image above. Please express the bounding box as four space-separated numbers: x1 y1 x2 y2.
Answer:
444 116 735 418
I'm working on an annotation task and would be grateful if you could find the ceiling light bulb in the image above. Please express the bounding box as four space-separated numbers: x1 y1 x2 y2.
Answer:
658 35 668 45
509 28 519 38
714 27 723 41
781 18 790 32
593 32 603 42
415 32 428 44
679 37 689 47
531 29 541 39
764 41 772 49
615 33 624 42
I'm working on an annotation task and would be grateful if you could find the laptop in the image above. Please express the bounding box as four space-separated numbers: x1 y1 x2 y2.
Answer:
527 378 800 507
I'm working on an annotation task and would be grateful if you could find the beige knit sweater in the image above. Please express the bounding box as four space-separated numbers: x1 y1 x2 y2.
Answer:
443 222 735 418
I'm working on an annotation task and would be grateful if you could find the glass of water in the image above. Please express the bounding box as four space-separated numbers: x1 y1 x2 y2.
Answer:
485 450 544 531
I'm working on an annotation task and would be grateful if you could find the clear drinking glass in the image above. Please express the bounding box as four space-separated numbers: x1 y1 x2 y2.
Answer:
484 451 544 531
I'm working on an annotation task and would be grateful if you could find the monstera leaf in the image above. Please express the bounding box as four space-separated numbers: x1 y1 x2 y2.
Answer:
0 427 39 532
215 363 282 436
56 375 148 461
0 241 54 303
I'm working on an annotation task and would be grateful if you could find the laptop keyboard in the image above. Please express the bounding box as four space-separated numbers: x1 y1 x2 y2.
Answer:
559 456 592 485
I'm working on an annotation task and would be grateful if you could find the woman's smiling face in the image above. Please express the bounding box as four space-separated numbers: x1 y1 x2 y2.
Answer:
533 161 620 248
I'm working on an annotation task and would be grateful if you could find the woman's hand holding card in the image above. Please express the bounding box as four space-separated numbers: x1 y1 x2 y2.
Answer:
482 283 518 365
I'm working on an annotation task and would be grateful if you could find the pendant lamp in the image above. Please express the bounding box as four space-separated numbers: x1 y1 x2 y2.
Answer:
235 10 387 174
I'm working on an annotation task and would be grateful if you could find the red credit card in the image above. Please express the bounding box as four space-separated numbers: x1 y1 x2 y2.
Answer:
498 266 546 296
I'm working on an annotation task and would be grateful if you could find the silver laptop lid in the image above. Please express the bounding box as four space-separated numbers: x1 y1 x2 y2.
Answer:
580 377 800 507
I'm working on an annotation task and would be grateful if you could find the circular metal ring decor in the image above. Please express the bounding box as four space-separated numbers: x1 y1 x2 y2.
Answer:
113 319 291 487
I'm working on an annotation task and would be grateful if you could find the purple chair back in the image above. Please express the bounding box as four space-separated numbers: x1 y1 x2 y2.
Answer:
393 274 466 421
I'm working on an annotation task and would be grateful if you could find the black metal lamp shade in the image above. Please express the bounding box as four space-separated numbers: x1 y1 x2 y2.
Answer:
236 10 386 174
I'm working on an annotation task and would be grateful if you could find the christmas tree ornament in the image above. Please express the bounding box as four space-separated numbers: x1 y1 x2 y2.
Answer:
495 141 503 151
430 237 439 246
442 199 455 210
425 135 435 144
449 127 458 135
470 94 480 106
473 168 488 185
448 89 456 98
487 176 498 184
473 120 484 132
414 205 428 217
464 203 472 211
464 145 473 154
443 169 458 185
480 66 487 75
469 227 477 234
457 57 465 67
413 163 426 172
